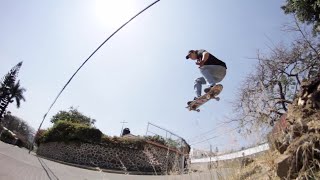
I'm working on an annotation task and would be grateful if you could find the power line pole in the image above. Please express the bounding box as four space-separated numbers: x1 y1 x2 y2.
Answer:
120 121 128 136
210 145 212 169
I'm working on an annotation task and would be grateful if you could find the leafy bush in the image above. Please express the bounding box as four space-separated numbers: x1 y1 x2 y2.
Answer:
36 121 187 152
51 107 95 126
99 135 182 150
166 138 180 148
144 135 188 150
144 135 167 146
101 135 145 149
34 129 47 146
40 120 102 144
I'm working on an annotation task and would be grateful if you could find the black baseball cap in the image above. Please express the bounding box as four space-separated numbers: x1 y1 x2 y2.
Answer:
185 50 195 59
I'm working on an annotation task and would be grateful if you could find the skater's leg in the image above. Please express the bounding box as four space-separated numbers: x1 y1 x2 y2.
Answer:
200 66 216 87
194 77 206 97
211 65 227 83
200 65 226 86
200 65 227 93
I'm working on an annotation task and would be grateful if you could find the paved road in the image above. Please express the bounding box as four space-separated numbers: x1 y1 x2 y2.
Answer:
0 142 230 180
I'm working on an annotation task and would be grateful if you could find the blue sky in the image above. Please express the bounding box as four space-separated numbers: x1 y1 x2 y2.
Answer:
0 0 292 151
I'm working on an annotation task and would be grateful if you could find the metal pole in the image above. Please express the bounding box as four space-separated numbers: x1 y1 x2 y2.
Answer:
120 121 128 136
145 122 150 136
210 145 212 169
180 138 184 173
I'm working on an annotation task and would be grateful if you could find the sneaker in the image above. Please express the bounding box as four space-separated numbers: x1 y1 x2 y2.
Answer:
204 86 214 93
187 97 199 105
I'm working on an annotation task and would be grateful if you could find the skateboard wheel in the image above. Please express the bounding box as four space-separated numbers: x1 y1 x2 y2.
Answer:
216 97 220 101
196 109 200 112
206 94 212 99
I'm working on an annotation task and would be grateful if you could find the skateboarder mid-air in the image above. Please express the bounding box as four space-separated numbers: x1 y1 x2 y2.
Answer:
186 49 227 105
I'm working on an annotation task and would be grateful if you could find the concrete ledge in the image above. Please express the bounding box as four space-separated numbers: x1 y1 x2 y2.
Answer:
36 154 161 175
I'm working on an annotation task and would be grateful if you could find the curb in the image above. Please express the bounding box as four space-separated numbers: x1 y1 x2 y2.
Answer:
35 154 160 175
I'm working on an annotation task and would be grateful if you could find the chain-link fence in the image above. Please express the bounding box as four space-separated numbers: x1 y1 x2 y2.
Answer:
145 122 190 151
145 122 191 173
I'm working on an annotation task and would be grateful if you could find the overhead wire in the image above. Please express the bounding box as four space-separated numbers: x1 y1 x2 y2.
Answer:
190 126 240 145
29 0 160 153
188 121 229 143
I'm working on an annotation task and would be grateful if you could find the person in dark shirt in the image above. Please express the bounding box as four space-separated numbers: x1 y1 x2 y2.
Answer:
186 49 227 100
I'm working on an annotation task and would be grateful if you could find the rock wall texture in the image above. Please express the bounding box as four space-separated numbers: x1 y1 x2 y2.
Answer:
268 77 320 179
37 141 187 174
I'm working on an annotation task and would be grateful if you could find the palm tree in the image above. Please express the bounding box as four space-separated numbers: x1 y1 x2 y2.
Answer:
9 81 26 108
0 81 26 121
0 62 24 121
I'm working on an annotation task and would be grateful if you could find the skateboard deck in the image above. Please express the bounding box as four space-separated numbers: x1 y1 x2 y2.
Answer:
186 84 223 112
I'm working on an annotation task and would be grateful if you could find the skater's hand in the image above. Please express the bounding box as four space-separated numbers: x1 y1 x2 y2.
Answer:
196 52 209 68
196 60 204 67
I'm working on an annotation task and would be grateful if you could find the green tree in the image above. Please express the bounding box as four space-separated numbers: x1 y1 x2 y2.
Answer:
50 107 96 126
282 0 320 33
0 62 25 121
40 120 102 144
2 112 35 144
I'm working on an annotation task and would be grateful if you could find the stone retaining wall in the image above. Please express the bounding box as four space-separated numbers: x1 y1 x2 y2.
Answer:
37 141 187 174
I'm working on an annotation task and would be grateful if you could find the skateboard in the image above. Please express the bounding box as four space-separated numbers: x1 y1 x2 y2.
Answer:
186 84 223 112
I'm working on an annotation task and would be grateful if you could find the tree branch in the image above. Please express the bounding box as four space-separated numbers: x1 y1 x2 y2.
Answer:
277 81 288 111
294 17 320 59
